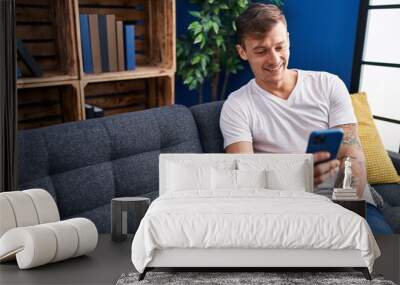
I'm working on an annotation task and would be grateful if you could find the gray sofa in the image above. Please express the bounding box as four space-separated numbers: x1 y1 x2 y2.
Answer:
17 101 400 233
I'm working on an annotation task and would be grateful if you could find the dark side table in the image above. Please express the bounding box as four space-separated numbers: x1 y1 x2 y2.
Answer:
111 197 150 242
333 199 366 218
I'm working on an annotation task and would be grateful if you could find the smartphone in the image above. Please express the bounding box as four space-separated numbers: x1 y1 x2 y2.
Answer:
306 129 343 161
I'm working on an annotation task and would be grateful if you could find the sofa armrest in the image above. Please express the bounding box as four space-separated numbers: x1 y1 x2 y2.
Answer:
388 151 400 175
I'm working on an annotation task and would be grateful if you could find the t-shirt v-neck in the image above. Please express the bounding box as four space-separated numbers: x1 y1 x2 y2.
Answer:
252 70 301 104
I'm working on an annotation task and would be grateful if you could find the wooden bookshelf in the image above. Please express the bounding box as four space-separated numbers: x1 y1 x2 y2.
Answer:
16 0 78 83
18 80 83 130
16 0 176 129
80 74 174 116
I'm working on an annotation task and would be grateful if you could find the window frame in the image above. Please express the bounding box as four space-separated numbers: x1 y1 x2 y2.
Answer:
350 0 400 126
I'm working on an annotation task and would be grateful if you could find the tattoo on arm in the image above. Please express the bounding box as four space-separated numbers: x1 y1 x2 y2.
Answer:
338 124 361 149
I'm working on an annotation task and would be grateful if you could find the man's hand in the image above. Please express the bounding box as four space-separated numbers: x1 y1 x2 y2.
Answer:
313 152 340 185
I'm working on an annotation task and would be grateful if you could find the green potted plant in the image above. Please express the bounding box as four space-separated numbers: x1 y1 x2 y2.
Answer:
177 0 284 103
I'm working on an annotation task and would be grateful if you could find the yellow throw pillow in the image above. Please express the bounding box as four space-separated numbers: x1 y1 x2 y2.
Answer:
351 92 400 184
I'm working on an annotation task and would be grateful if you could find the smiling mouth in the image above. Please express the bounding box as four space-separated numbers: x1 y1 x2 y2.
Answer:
264 63 283 72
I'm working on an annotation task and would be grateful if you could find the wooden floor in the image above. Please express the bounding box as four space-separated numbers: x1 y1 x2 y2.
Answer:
0 234 398 285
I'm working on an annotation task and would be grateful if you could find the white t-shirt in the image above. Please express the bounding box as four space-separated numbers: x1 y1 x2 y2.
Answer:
220 70 357 153
220 70 378 205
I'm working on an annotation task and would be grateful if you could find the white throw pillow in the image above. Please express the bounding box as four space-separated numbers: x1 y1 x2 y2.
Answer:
266 168 307 191
212 168 237 190
167 162 212 191
211 168 268 190
237 169 267 189
237 158 309 192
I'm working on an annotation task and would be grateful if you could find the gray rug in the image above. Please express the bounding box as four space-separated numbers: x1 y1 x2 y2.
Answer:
116 271 396 285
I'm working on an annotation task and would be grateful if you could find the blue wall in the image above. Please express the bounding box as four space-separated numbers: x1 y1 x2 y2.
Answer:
175 0 360 106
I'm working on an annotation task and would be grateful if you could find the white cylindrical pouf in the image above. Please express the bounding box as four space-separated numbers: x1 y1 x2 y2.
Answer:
0 218 98 269
0 191 39 228
24 189 60 224
0 188 98 269
0 189 60 238
0 196 17 237
0 226 57 269
65 218 98 257
42 221 79 262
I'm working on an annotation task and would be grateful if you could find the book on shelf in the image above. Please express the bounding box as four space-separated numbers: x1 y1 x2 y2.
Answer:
89 14 102 74
80 14 136 74
332 191 358 200
85 104 104 118
79 14 94 74
124 24 136 70
93 106 104 118
333 188 357 194
106 15 118 72
85 104 95 119
98 15 110 72
16 37 43 77
333 192 357 197
116 21 125 71
332 195 359 201
332 187 358 200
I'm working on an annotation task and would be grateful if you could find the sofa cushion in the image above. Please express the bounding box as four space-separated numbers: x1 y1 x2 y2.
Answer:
113 151 159 198
103 108 161 160
18 105 203 232
18 132 57 199
45 122 112 175
373 184 400 207
52 162 115 218
191 101 225 153
18 177 57 201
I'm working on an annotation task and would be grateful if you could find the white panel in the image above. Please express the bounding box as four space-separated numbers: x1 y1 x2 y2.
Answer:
370 0 400 5
359 64 400 120
375 119 400 152
363 9 400 64
149 248 365 267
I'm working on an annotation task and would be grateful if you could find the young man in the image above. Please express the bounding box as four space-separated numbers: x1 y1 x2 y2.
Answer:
220 3 392 234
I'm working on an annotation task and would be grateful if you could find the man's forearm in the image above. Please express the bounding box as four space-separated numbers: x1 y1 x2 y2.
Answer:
334 124 367 197
353 157 367 197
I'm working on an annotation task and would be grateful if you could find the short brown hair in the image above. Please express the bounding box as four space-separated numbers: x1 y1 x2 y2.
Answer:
236 3 287 46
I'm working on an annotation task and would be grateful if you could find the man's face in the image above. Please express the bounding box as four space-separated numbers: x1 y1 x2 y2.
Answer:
236 22 290 86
